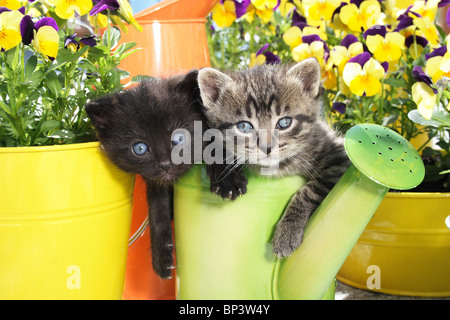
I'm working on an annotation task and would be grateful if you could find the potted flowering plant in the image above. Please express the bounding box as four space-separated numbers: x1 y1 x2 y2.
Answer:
207 0 450 297
0 0 142 146
0 0 141 299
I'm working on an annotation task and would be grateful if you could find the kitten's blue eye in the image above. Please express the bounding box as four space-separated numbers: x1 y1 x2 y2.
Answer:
277 117 292 129
132 142 149 156
172 132 186 146
237 121 254 133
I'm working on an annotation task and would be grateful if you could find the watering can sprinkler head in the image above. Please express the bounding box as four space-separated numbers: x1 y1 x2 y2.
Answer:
344 123 425 191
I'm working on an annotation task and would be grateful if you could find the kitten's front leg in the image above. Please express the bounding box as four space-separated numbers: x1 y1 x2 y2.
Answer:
146 182 174 279
206 163 248 200
272 180 329 257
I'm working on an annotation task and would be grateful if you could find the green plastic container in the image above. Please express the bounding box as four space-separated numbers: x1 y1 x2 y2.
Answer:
174 166 335 299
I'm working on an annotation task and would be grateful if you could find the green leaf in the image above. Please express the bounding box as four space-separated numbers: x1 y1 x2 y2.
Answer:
114 42 136 57
24 55 38 80
50 46 90 72
87 45 110 61
408 109 442 127
118 47 142 61
77 59 98 73
381 114 398 126
28 69 45 87
40 119 60 133
431 110 450 127
103 26 121 50
46 71 62 97
383 78 407 87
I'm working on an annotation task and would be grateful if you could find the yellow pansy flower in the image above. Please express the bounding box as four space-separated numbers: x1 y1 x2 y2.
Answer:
366 32 405 62
330 42 364 75
323 58 337 90
251 0 278 10
89 12 108 30
212 0 236 28
409 0 439 22
426 56 447 83
283 26 303 49
243 3 273 23
0 10 23 51
412 82 437 120
339 0 380 32
413 16 439 46
279 0 295 16
116 0 142 32
249 53 266 67
283 24 327 49
438 41 450 74
292 40 325 66
48 0 93 19
0 0 22 10
302 0 342 23
33 25 60 60
343 54 385 96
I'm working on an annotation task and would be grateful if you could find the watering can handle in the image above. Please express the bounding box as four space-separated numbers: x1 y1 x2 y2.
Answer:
275 124 425 299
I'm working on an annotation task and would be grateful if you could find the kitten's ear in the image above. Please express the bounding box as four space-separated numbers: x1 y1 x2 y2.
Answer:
175 69 199 92
198 68 232 106
85 96 119 130
287 58 322 98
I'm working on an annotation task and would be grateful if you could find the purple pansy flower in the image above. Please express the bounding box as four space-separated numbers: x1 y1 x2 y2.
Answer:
0 7 11 14
291 10 308 29
405 35 428 50
340 34 358 48
350 0 365 7
65 34 97 50
348 52 371 67
425 45 447 61
20 16 59 46
303 34 330 55
446 6 450 28
412 66 437 93
235 0 251 18
395 6 421 31
90 0 120 16
363 25 386 39
332 102 346 114
256 43 281 65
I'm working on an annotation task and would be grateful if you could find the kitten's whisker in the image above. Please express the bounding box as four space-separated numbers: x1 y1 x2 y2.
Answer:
217 153 247 182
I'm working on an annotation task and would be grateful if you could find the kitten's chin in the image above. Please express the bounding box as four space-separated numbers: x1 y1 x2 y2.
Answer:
158 172 178 183
257 156 279 168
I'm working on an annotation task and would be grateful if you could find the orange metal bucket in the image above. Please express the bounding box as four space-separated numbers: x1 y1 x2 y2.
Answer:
119 0 219 300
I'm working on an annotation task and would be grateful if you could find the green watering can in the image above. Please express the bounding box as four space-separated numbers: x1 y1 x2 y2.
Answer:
173 124 425 299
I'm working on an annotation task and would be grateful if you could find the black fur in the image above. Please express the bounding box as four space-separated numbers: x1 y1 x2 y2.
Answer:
85 70 203 279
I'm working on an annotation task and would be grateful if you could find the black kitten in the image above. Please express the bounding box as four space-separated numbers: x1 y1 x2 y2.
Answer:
85 70 203 279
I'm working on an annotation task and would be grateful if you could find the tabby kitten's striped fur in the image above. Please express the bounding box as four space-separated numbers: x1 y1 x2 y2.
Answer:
198 58 351 257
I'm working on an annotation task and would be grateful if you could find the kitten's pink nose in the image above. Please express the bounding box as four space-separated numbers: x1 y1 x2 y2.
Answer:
159 161 172 170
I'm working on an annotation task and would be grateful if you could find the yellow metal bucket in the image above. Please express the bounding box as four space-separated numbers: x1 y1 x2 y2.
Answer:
0 142 134 299
337 192 450 297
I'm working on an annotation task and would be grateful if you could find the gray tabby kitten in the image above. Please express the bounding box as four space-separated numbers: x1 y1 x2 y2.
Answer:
198 58 351 257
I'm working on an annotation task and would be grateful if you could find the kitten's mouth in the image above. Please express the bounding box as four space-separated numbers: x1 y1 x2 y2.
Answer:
159 172 176 182
257 155 279 167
